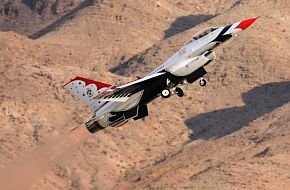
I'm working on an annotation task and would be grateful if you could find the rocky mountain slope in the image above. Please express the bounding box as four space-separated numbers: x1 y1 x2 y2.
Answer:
0 0 289 189
0 0 86 36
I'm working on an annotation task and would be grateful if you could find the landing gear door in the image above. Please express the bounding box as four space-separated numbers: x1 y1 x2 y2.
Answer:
133 105 148 120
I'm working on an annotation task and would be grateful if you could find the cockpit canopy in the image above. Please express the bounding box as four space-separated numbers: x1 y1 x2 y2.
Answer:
192 27 219 40
184 27 219 45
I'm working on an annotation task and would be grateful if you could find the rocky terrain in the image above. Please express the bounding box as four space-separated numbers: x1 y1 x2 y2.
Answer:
0 0 289 189
0 0 87 36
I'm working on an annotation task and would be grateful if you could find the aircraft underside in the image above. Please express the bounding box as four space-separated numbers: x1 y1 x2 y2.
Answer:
85 68 207 133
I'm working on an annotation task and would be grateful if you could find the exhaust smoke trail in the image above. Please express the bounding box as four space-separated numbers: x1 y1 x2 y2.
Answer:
0 124 90 190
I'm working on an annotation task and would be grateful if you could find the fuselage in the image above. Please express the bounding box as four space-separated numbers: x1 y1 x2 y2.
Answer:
148 27 223 76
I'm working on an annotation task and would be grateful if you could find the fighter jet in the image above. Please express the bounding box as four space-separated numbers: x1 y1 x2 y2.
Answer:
65 17 258 133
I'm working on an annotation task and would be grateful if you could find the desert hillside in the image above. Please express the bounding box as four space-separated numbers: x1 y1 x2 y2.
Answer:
0 0 289 190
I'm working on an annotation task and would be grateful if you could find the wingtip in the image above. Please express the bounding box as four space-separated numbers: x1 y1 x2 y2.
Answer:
64 76 78 87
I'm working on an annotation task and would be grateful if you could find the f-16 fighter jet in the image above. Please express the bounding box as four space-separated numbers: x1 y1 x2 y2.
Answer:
65 17 258 133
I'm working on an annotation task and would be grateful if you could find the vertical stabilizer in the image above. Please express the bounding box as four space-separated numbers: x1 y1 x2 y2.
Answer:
65 76 114 112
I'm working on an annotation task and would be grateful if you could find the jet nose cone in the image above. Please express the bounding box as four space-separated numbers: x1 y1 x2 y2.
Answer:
235 17 259 30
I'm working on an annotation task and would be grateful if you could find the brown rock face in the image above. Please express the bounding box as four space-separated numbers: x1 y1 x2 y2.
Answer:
22 0 77 15
0 0 290 190
0 0 87 35
53 0 74 14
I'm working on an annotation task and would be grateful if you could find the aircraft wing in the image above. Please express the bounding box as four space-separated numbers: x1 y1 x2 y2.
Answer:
93 72 166 102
